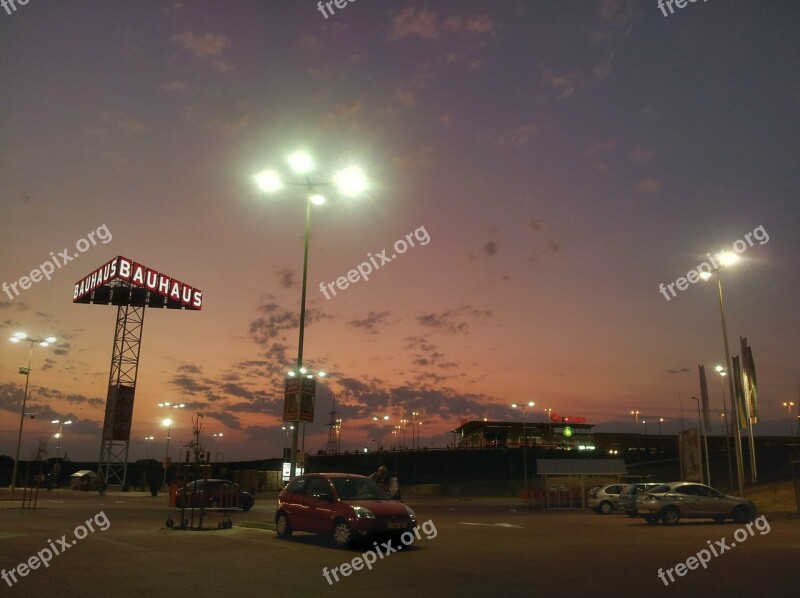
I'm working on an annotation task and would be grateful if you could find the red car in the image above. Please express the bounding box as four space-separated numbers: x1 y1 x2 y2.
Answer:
276 473 416 548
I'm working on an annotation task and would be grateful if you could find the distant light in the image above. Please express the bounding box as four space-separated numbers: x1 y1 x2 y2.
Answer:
255 170 283 193
299 367 307 374
714 365 725 372
310 193 326 206
287 371 296 377
9 337 19 343
64 420 72 425
699 271 712 281
162 418 172 427
52 420 60 424
45 336 56 343
334 166 368 197
718 251 739 267
14 332 26 339
287 151 314 174
318 371 326 377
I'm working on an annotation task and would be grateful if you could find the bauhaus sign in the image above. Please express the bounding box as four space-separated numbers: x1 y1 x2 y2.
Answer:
73 256 203 310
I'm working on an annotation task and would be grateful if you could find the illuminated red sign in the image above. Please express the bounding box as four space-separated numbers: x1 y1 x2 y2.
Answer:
73 256 203 310
549 413 587 424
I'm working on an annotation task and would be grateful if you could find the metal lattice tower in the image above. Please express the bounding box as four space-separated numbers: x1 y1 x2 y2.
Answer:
98 300 145 487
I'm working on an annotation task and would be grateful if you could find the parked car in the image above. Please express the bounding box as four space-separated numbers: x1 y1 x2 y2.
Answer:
637 482 755 525
588 483 626 514
618 483 664 517
276 473 417 548
176 479 255 511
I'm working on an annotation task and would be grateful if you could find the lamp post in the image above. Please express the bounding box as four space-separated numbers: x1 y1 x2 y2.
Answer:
782 402 796 437
658 417 664 436
213 433 223 464
51 419 72 478
700 253 745 496
255 151 368 479
372 415 389 450
411 412 421 450
335 419 342 453
511 401 535 490
715 366 734 488
690 396 711 486
642 419 648 437
630 410 640 425
8 332 55 497
161 418 173 490
400 419 409 450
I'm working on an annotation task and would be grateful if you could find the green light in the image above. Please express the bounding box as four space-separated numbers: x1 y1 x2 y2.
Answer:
563 426 573 437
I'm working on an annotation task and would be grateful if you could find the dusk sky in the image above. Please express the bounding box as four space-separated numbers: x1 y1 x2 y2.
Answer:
1 1 798 462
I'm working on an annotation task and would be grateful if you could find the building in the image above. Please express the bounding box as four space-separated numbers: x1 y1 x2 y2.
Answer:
453 419 596 450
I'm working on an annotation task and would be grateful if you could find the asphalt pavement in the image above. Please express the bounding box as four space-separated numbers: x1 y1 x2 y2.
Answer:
1 490 798 597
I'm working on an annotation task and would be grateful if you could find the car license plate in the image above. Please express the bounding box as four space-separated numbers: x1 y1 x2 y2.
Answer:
386 522 407 529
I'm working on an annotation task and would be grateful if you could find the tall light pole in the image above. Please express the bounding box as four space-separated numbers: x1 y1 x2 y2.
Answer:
716 366 734 488
700 253 745 496
255 152 368 479
213 433 223 464
690 396 711 486
335 419 342 453
372 415 389 450
783 402 796 437
161 418 173 490
511 401 535 490
51 419 72 477
8 332 55 497
400 419 409 449
411 412 421 450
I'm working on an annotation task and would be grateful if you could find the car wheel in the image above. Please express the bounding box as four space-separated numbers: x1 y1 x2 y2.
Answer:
599 501 613 515
713 516 726 524
732 505 751 524
242 500 253 512
166 519 174 528
661 507 680 525
644 515 659 524
275 512 293 539
332 519 353 548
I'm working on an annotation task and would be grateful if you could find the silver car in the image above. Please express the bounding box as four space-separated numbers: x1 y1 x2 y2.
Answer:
587 483 626 514
637 482 755 525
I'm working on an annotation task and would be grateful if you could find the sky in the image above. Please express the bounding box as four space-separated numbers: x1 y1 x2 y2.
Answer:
1 0 798 463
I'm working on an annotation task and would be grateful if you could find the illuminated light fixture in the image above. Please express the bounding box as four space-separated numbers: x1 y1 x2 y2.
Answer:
287 151 314 174
333 166 368 197
310 193 325 206
255 170 283 193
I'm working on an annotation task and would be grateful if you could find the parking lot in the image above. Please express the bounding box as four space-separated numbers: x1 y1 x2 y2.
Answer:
1 491 798 596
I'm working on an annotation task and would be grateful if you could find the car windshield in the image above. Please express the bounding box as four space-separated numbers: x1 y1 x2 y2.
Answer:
330 477 389 500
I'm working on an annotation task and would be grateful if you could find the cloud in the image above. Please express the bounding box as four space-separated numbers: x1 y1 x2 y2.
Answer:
539 66 580 99
206 115 250 136
388 8 439 40
636 177 661 194
592 51 615 80
173 31 230 57
484 241 498 257
442 15 494 34
529 219 545 232
495 123 537 146
277 269 295 290
631 147 655 163
416 305 492 335
162 80 188 92
117 118 148 133
666 368 691 375
348 311 392 335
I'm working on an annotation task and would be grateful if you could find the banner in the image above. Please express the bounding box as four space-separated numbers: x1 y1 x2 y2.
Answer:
741 338 760 424
732 356 748 430
679 428 703 482
699 365 712 432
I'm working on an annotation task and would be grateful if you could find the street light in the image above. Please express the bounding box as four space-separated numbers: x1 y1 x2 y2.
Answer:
699 252 745 496
8 332 55 497
213 433 224 464
690 396 711 486
400 419 409 450
715 366 733 487
630 410 640 424
511 401 535 490
51 419 72 464
161 418 173 489
411 412 421 450
782 402 796 437
372 415 389 450
255 151 369 479
658 417 664 436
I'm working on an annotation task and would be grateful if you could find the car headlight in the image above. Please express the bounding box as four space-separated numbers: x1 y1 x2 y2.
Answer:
405 505 416 519
352 506 376 520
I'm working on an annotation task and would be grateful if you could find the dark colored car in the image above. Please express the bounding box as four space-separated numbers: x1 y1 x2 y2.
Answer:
276 473 417 548
176 479 254 511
